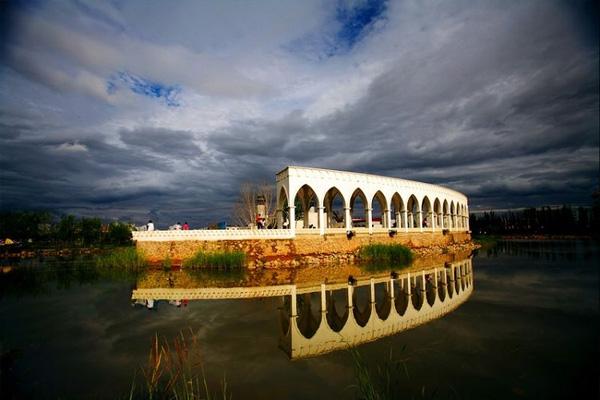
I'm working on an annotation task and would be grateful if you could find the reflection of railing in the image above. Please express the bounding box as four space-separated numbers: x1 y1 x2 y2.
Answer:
280 259 473 359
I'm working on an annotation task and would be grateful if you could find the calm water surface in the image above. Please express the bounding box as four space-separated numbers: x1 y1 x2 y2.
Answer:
0 240 598 399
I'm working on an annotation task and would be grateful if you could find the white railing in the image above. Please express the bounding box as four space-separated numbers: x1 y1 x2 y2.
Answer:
132 227 469 242
132 229 294 242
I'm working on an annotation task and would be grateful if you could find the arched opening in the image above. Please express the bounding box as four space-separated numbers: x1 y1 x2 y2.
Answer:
350 188 369 229
296 292 322 339
390 193 406 228
277 187 289 228
371 191 388 229
433 198 442 229
326 288 349 332
293 184 320 230
323 187 346 229
374 282 392 320
443 200 449 229
352 285 372 327
421 196 432 229
407 195 420 229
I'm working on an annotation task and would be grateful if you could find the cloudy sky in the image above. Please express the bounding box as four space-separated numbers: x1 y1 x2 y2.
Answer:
0 0 598 226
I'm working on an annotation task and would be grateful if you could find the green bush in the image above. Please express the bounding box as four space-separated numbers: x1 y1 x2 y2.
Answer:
358 244 413 268
107 222 132 245
183 250 246 269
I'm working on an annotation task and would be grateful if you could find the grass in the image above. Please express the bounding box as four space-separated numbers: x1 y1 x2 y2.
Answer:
129 330 230 400
95 247 148 271
182 250 246 269
358 244 414 269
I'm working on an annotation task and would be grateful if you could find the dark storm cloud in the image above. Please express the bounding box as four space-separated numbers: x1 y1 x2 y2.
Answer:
0 1 598 225
119 127 202 157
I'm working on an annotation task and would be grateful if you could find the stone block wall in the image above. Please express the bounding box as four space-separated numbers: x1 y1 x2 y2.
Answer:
136 231 471 266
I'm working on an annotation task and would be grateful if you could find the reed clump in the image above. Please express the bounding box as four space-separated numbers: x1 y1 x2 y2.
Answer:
129 330 230 400
95 247 148 271
182 250 246 269
358 244 413 268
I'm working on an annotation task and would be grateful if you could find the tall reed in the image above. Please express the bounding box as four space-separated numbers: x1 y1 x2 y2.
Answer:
95 247 148 271
358 244 413 269
130 330 230 400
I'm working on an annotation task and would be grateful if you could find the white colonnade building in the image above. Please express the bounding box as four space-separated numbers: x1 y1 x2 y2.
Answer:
276 166 469 236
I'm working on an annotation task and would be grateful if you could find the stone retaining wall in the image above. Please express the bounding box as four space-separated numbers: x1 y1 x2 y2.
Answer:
136 231 471 267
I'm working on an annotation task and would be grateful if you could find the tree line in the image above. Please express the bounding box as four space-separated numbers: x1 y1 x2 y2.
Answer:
469 205 599 236
0 211 132 246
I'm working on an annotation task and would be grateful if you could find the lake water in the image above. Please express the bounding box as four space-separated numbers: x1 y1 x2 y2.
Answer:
1 240 598 399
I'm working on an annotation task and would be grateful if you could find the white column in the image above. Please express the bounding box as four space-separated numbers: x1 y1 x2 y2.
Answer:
367 208 373 234
345 207 352 231
417 210 423 232
385 208 391 229
318 206 325 235
347 284 354 308
407 272 411 295
432 211 436 230
389 277 395 298
277 208 283 228
395 212 401 229
370 278 375 303
320 284 327 313
402 211 408 232
289 206 296 236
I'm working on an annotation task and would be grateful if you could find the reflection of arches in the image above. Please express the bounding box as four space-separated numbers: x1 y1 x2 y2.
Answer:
390 193 406 229
393 279 409 316
326 289 349 332
411 276 424 310
294 184 320 230
350 188 369 228
296 293 322 339
323 187 346 229
426 273 436 307
352 285 371 327
375 282 392 320
407 195 420 229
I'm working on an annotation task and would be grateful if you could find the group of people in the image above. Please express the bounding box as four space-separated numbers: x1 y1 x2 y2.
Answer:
145 220 190 231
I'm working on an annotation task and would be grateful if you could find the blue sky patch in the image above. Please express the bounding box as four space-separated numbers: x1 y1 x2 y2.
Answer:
336 0 388 49
109 71 181 106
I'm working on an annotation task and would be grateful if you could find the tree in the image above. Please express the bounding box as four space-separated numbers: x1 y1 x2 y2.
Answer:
231 182 275 227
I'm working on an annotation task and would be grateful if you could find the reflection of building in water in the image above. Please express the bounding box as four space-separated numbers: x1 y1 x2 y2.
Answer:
131 258 473 359
279 258 473 359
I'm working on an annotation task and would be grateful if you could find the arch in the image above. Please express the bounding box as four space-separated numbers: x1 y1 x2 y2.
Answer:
390 192 406 228
277 186 289 228
421 196 433 229
371 190 388 229
443 199 449 229
350 188 369 228
433 198 442 229
294 184 320 230
407 195 420 229
323 186 346 229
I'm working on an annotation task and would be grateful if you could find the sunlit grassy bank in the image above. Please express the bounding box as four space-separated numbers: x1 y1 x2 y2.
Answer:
95 247 148 271
358 244 414 269
182 250 246 269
